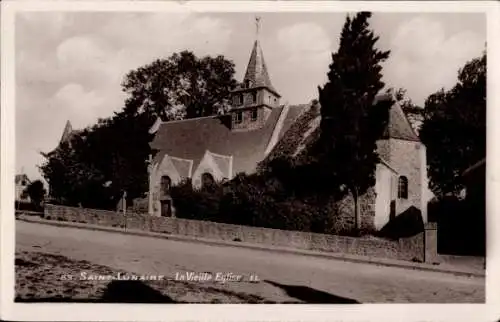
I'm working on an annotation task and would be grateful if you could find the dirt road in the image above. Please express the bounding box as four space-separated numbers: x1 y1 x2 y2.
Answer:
16 221 484 303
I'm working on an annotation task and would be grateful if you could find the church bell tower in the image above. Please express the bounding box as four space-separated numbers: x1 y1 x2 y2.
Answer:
230 17 281 130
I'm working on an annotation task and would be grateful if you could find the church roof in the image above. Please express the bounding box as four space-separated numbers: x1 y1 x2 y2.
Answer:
60 120 74 144
15 174 30 185
376 94 420 142
263 95 421 167
150 104 306 177
242 40 280 97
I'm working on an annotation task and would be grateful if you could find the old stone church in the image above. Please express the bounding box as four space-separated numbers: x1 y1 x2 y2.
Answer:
146 27 430 230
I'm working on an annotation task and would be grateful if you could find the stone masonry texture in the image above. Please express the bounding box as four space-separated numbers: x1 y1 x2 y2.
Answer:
44 204 426 262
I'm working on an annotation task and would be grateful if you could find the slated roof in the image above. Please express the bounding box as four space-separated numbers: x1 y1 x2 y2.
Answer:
242 40 279 96
277 104 309 139
151 107 285 177
376 95 420 142
263 106 319 163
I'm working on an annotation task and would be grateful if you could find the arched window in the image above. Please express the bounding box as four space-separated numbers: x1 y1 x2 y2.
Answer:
398 176 408 199
160 175 172 195
201 172 215 189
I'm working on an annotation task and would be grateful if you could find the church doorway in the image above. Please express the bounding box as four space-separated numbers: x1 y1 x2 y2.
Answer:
161 200 172 217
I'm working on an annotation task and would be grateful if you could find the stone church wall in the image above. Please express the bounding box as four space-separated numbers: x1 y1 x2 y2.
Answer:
387 139 423 215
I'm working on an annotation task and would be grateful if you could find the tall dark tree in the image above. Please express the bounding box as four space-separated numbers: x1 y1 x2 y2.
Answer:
420 52 486 197
23 180 46 209
314 12 392 230
121 51 237 120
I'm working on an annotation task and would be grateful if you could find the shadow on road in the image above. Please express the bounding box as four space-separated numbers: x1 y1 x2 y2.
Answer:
265 280 360 304
16 280 177 303
101 280 177 303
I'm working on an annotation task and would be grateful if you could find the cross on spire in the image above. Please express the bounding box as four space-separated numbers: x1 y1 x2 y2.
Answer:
255 16 261 39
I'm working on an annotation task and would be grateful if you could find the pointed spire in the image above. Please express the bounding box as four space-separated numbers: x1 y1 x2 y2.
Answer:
376 95 420 142
60 120 74 144
242 17 280 97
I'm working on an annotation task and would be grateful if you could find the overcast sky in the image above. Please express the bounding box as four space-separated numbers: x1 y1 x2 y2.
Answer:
15 11 485 182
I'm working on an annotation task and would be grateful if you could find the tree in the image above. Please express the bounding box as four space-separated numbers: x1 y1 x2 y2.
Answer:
420 52 486 197
314 12 392 231
121 51 237 120
40 51 237 209
23 180 46 209
40 136 111 208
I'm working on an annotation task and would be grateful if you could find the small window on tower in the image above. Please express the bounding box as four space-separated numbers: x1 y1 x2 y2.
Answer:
245 80 251 88
398 176 408 199
251 109 258 121
239 94 243 105
235 111 243 124
252 92 257 103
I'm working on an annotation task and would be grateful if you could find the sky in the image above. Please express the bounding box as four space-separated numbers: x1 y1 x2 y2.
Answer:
15 11 485 182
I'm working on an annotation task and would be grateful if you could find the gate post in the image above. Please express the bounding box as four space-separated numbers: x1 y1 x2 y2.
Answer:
424 222 438 264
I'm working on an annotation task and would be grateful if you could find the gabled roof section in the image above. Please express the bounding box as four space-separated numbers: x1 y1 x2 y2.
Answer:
243 40 279 97
170 156 194 178
376 94 420 142
208 151 233 178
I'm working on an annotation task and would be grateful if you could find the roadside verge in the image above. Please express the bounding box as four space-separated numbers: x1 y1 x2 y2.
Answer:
16 215 485 278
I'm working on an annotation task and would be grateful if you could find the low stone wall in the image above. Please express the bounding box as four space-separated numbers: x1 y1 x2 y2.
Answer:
44 204 426 262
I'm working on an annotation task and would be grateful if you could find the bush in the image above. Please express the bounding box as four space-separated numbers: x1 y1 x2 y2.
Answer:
170 171 356 235
15 201 43 212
